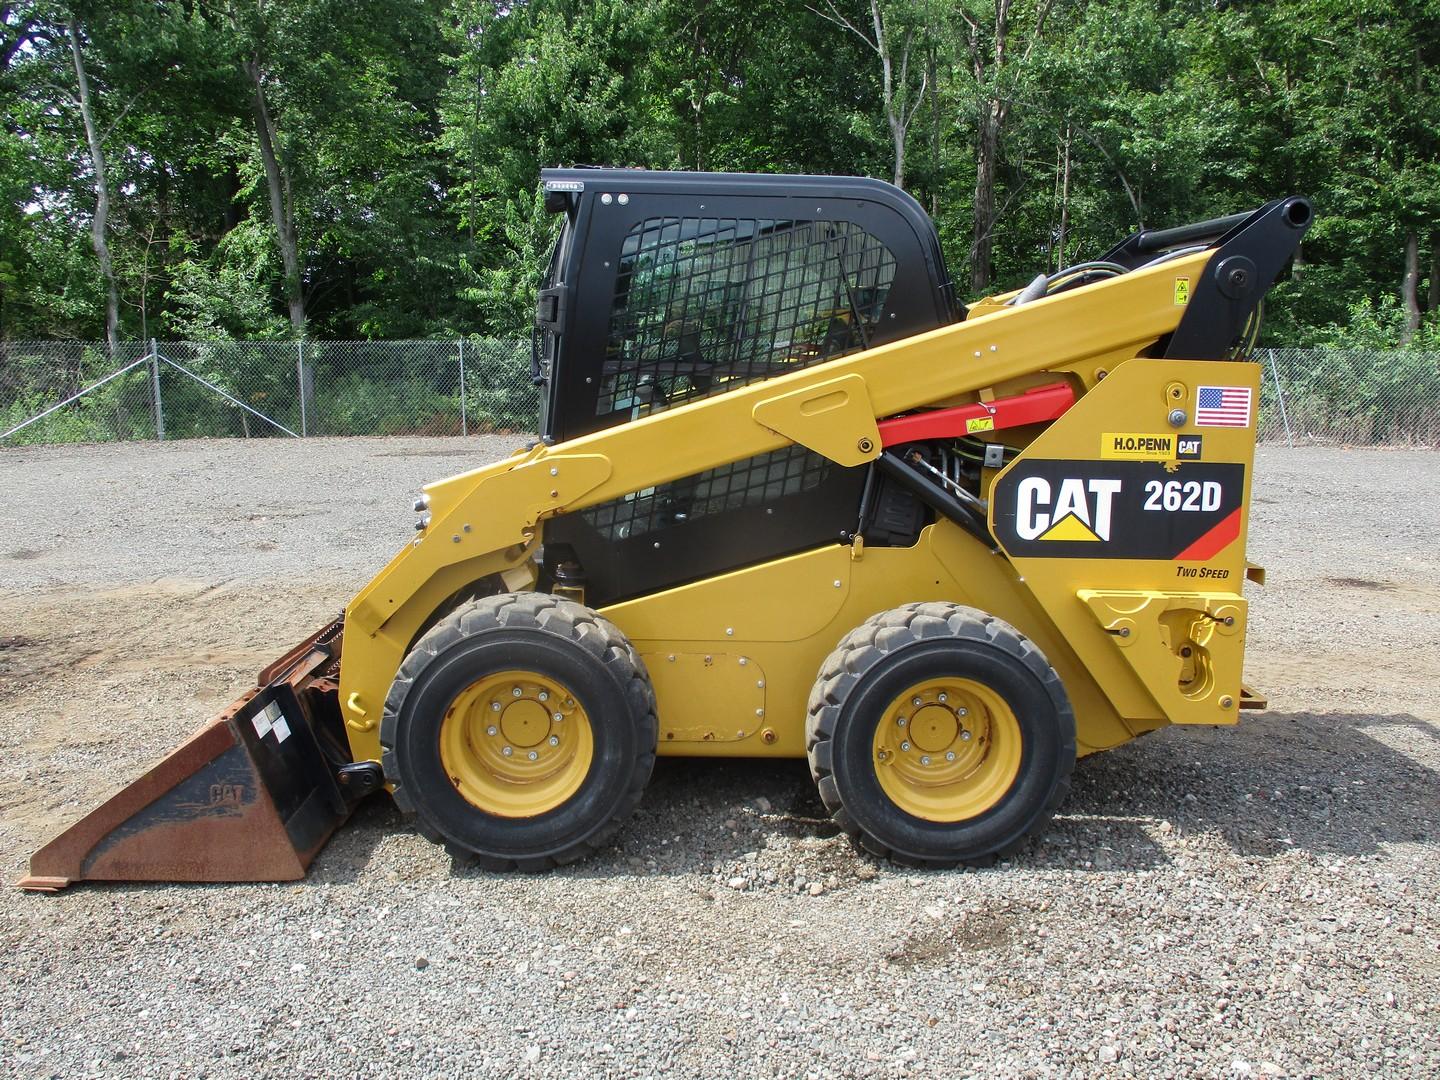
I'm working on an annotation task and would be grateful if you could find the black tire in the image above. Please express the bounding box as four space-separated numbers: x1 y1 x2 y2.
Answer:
805 602 1075 868
380 592 657 871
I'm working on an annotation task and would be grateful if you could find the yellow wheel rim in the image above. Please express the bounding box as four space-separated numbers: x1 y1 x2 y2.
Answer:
439 670 594 818
871 677 1022 822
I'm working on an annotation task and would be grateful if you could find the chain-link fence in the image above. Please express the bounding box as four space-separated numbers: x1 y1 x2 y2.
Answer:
2 341 1437 447
1258 348 1440 447
0 339 538 445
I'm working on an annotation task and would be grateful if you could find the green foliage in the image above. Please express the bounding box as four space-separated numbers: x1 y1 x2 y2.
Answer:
1313 296 1440 354
462 337 539 431
319 371 460 436
0 0 1436 347
457 187 560 336
163 227 293 341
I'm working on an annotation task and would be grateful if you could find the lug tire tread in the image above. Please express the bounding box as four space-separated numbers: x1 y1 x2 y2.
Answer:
380 592 656 871
805 602 1075 869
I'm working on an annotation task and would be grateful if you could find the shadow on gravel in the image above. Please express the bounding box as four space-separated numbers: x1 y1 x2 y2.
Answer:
1057 710 1438 867
515 756 842 883
305 795 403 885
315 709 1436 886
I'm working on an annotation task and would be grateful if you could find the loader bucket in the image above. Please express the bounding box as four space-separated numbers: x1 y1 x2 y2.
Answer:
18 619 369 892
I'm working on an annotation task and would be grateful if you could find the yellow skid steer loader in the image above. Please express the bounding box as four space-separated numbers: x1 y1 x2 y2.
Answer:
20 170 1311 888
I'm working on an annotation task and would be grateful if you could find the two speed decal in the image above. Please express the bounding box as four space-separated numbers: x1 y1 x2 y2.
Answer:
991 460 1245 560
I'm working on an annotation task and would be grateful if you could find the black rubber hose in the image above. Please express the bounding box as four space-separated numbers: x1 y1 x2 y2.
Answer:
875 450 998 552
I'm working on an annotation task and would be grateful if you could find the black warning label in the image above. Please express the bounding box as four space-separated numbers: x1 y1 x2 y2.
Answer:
990 459 1245 560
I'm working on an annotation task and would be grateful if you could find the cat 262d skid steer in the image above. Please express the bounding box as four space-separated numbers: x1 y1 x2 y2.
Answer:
21 169 1312 889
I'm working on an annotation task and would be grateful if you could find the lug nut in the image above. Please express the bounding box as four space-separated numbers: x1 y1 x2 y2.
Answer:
945 751 956 761
553 712 563 722
527 750 538 761
900 740 911 752
957 707 968 718
490 701 501 712
912 696 922 707
938 693 947 703
897 717 907 727
486 725 498 736
548 735 560 747
920 755 931 766
512 687 523 697
960 731 972 742
539 691 549 702
502 746 513 757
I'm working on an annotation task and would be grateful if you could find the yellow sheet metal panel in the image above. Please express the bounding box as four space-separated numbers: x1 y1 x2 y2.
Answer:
750 372 882 467
987 357 1261 727
605 521 1132 760
643 652 767 745
1078 589 1247 725
604 544 853 643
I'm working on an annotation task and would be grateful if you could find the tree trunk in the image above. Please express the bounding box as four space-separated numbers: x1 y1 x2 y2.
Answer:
970 106 998 293
67 19 119 354
968 0 1010 294
816 0 923 191
1401 229 1421 343
691 20 706 172
927 22 939 216
1428 233 1438 315
246 57 306 334
891 114 906 188
871 0 903 188
1056 123 1071 270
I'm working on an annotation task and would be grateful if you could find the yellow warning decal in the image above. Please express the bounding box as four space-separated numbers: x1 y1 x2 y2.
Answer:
965 415 995 435
1101 432 1176 461
1174 277 1190 305
1038 514 1100 542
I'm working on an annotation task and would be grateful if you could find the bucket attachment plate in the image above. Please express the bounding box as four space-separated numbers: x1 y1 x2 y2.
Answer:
19 622 355 892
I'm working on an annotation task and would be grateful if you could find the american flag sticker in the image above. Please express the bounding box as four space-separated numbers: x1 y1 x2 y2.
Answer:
1196 385 1252 428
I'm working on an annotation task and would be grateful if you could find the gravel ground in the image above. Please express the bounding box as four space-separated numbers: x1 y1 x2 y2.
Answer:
1 438 1437 1079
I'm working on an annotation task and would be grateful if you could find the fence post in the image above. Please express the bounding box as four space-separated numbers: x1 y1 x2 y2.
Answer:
296 339 309 437
1266 348 1295 448
150 338 165 441
458 337 468 436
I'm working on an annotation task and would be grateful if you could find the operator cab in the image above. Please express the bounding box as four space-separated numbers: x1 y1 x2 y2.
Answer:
533 168 960 445
532 168 960 607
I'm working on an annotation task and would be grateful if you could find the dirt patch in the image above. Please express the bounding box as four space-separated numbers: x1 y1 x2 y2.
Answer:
6 549 44 561
1325 575 1394 591
0 579 349 844
887 909 1025 967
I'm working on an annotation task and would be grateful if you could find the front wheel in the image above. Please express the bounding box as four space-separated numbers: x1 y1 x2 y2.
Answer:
381 593 657 870
806 602 1075 868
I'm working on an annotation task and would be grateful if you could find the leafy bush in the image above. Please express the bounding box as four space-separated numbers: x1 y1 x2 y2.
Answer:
461 337 537 432
318 372 462 436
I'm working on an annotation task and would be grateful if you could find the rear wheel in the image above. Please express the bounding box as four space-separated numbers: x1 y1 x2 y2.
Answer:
381 593 656 870
806 602 1074 867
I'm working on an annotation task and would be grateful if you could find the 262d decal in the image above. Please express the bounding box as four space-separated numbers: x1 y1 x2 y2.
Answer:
991 460 1246 560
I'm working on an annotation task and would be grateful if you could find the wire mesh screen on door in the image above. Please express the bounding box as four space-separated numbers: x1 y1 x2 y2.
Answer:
597 216 897 420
